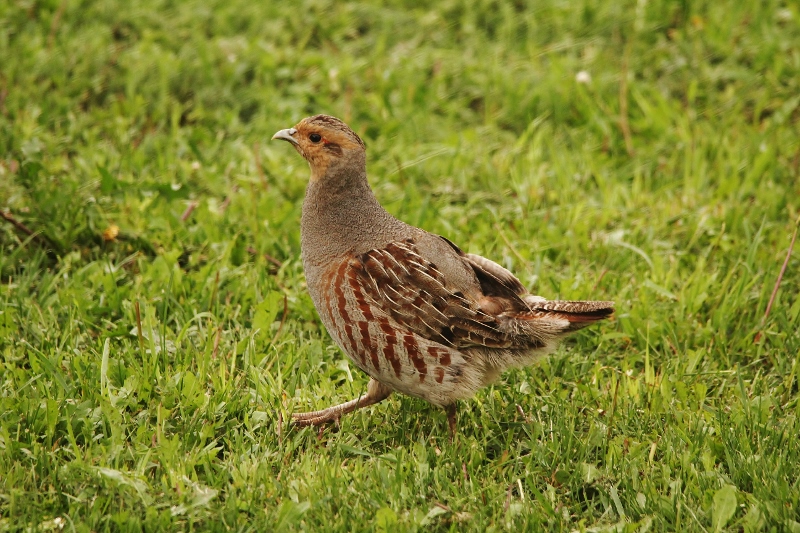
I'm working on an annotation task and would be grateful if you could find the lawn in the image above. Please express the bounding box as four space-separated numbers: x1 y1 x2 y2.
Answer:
1 0 799 530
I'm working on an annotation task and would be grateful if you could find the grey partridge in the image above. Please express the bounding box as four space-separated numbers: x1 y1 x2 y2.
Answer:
273 115 614 434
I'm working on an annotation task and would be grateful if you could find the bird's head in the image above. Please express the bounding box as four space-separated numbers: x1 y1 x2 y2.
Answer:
272 115 366 181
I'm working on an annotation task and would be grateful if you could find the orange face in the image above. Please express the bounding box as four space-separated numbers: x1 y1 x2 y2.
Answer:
272 115 365 181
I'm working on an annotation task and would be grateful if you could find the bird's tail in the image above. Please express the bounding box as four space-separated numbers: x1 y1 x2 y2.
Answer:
520 300 615 332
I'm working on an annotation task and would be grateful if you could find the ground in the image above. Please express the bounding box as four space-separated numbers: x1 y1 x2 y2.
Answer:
1 0 799 531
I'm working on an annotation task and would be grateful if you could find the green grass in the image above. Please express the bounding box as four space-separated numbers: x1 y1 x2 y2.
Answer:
1 0 799 530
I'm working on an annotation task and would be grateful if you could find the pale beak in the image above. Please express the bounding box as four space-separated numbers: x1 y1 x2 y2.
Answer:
272 127 299 145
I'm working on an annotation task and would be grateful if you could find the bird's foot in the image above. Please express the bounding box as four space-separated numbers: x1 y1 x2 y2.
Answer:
292 408 342 427
291 378 392 429
445 404 457 441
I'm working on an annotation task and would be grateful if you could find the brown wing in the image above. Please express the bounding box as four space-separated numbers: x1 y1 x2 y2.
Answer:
328 239 613 405
354 239 513 350
463 253 528 297
463 251 615 329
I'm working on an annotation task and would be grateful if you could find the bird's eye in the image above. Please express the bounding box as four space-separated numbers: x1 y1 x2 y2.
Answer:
309 133 322 143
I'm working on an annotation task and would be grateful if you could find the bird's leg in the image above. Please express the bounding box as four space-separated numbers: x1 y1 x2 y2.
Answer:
292 378 392 427
445 403 458 439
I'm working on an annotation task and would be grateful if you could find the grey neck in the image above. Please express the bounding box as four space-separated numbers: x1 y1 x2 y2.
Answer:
300 160 408 271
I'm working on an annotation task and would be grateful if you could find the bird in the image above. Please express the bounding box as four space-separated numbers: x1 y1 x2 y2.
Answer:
272 114 614 435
